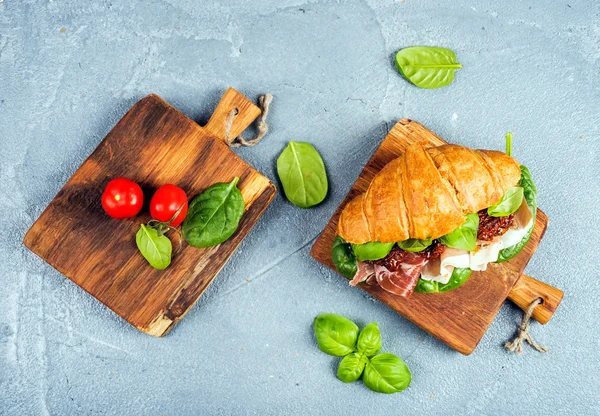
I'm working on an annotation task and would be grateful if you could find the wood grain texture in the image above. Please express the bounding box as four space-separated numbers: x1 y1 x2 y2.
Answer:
310 119 554 355
508 274 564 325
24 88 276 337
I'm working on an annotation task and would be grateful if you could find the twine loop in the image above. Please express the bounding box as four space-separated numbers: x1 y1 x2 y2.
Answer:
505 297 548 355
225 94 273 147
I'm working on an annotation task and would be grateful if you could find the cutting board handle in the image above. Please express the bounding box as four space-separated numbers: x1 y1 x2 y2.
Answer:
204 88 261 144
507 274 564 325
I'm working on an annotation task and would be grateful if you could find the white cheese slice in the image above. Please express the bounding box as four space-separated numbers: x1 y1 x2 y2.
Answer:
470 241 504 271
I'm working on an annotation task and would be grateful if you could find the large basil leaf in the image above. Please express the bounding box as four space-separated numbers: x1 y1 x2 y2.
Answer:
488 186 524 217
414 268 472 294
136 224 172 270
395 46 462 89
497 165 537 262
357 322 381 357
182 178 245 248
439 213 479 251
332 236 357 279
277 141 328 208
397 238 432 252
313 314 359 357
363 353 412 394
337 352 367 383
351 241 394 262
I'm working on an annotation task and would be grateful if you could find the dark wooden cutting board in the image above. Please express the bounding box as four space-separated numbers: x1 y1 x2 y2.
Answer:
310 119 563 355
24 88 276 336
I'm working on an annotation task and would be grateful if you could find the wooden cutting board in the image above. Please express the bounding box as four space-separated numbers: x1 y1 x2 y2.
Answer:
310 119 563 355
24 88 276 336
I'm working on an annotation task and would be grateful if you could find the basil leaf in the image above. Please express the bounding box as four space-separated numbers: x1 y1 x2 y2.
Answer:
277 141 328 208
397 238 432 252
182 178 245 248
487 186 524 217
332 236 358 279
357 322 382 357
363 353 411 394
313 314 359 357
395 46 462 89
414 278 438 294
351 241 394 262
337 352 367 383
414 268 472 294
437 267 472 293
439 213 479 251
497 166 537 262
136 224 172 270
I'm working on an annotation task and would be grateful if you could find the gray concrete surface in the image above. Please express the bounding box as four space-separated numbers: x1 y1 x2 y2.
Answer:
1 0 599 414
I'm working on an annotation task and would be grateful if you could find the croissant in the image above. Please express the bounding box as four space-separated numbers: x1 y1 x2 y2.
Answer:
337 143 521 244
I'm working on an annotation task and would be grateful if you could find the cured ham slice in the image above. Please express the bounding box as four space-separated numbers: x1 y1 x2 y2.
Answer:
350 261 374 286
373 251 428 297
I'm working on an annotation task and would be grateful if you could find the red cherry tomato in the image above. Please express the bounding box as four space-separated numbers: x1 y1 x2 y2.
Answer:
101 178 144 219
149 184 188 227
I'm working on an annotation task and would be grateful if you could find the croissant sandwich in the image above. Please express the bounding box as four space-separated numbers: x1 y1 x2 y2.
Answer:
332 137 537 297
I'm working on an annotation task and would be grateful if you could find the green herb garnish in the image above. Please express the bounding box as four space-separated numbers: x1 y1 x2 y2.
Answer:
182 177 245 248
277 141 328 208
313 314 411 394
395 46 462 89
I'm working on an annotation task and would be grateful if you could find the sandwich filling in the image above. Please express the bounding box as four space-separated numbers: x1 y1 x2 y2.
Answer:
348 196 533 298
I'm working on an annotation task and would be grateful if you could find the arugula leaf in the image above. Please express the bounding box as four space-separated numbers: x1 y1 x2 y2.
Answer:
439 213 479 251
313 314 359 357
136 224 172 270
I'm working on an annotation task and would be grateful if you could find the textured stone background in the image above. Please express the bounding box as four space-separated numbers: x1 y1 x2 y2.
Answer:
1 0 599 415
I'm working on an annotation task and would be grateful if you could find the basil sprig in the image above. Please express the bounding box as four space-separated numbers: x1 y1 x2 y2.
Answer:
439 213 479 251
313 314 411 394
351 241 394 262
487 186 524 217
136 224 172 270
397 238 432 252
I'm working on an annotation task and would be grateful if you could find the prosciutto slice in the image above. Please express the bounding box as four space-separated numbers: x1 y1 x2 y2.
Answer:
350 261 374 286
373 251 428 297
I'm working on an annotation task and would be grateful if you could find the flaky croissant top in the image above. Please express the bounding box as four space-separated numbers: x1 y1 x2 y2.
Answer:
337 143 521 244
